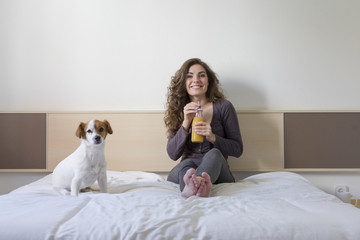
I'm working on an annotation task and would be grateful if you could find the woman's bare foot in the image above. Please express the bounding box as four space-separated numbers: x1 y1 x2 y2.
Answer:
196 172 212 197
181 168 200 198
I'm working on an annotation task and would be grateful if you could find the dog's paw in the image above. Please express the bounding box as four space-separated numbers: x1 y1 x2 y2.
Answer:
57 188 70 196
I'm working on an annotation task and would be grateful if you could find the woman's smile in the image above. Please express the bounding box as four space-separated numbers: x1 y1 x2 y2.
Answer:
186 64 208 98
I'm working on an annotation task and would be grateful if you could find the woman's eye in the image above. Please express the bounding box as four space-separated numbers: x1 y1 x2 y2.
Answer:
200 74 206 78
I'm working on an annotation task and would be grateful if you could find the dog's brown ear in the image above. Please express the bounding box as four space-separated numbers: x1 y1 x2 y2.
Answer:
104 120 113 134
76 122 86 139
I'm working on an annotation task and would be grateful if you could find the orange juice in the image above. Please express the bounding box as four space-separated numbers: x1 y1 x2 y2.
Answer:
191 107 204 143
191 116 203 142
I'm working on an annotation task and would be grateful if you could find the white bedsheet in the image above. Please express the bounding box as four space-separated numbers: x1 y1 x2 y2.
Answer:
0 171 359 240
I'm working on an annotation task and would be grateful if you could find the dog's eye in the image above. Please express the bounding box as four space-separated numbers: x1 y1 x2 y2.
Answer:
99 127 104 132
87 129 92 134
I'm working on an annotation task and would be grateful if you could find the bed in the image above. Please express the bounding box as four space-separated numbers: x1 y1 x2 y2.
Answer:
1 170 359 240
1 112 360 239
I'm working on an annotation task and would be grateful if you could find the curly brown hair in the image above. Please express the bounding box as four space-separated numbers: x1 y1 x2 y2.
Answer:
164 58 225 136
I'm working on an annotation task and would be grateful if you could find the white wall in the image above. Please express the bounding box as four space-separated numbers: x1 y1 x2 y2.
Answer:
1 0 359 111
0 172 48 195
1 0 360 196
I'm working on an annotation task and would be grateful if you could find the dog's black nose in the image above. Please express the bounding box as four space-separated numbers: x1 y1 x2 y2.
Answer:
95 136 101 143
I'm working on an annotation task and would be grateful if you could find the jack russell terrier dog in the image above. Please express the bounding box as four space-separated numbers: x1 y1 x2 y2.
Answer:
52 119 113 196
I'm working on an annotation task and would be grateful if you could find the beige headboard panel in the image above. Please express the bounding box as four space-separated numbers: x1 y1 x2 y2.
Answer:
48 112 176 172
48 112 284 172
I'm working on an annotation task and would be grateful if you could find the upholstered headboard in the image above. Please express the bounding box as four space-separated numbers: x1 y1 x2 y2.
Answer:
2 111 360 172
47 112 284 172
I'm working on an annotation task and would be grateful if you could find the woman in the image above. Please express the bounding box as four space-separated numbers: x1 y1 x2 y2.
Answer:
164 58 243 198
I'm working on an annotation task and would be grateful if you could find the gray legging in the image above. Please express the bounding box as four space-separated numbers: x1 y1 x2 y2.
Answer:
167 148 235 191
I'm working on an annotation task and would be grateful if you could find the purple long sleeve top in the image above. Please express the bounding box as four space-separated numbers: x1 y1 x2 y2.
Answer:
167 99 243 165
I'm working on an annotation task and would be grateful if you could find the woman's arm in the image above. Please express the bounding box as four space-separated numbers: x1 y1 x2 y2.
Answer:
167 101 201 160
167 127 190 160
213 100 243 158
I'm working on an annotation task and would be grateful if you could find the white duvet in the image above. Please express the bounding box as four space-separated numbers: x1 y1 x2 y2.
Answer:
0 171 359 240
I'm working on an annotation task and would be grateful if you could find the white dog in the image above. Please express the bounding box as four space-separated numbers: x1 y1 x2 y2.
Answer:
52 119 113 196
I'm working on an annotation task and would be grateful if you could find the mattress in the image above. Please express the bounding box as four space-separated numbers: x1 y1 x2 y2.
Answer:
0 171 359 240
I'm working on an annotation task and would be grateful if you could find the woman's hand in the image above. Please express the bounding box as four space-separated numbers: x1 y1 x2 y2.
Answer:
193 121 216 144
182 102 200 131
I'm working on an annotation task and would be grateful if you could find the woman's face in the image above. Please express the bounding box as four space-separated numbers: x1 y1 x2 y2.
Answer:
185 64 209 98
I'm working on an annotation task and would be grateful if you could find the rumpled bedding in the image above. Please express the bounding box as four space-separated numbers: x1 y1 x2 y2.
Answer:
0 171 359 240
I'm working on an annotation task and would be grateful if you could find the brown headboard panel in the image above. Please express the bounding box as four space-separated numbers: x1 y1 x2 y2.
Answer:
0 113 46 169
284 112 360 168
